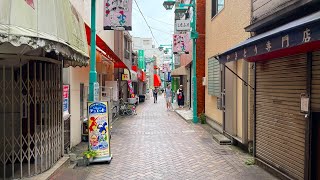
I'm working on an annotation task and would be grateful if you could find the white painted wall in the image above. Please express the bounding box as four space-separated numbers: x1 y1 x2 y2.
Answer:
67 0 115 148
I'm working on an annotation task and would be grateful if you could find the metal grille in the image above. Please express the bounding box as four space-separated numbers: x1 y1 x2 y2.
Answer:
0 61 63 179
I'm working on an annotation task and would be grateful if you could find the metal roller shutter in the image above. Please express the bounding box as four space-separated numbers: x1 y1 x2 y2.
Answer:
312 51 320 111
256 54 307 180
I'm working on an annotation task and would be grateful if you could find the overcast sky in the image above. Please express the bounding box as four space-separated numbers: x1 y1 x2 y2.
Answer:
131 0 175 47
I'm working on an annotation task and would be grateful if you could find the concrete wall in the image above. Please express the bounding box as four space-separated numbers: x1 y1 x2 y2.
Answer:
205 0 251 129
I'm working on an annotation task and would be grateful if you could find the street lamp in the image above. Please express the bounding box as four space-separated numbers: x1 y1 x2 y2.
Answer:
174 7 188 19
163 0 176 10
163 0 199 123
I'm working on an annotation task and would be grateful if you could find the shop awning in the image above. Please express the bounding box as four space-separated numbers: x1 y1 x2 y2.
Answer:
218 11 320 63
154 74 161 87
138 70 147 82
171 66 188 76
85 23 127 69
0 0 89 67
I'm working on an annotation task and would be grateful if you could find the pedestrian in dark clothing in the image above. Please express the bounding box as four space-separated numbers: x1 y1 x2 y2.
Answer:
177 85 184 108
153 88 158 103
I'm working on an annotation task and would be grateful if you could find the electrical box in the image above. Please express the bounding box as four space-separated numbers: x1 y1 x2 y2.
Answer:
202 77 207 86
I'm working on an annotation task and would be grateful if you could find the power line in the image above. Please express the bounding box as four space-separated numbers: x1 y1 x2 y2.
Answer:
133 7 174 27
133 0 159 46
150 27 173 35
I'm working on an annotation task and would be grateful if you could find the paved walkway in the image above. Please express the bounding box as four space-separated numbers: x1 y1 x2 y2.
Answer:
54 96 276 180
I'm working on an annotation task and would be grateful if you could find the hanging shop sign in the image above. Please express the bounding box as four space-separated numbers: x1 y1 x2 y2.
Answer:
103 0 132 31
128 80 134 94
138 50 145 70
176 19 191 31
173 33 190 54
88 102 112 162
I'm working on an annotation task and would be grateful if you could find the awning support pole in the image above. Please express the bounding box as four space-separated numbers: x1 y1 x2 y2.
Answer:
223 63 255 90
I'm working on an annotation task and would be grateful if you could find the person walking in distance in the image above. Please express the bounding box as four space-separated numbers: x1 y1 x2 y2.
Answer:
164 84 173 111
177 85 185 108
153 87 158 103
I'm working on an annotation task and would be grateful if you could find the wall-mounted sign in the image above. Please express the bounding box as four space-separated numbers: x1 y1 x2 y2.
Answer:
63 85 70 114
122 73 129 81
301 93 309 113
219 22 320 63
94 82 100 102
176 19 191 31
104 0 132 31
173 33 190 54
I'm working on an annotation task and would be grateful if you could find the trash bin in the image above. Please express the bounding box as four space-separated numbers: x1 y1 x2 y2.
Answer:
139 95 145 102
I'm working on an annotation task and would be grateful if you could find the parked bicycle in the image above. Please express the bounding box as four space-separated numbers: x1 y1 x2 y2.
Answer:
112 98 137 118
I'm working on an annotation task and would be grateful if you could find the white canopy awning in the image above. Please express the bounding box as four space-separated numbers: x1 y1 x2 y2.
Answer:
171 66 188 77
0 0 89 67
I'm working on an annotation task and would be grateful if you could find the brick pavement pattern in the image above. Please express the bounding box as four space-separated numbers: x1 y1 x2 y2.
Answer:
79 97 277 180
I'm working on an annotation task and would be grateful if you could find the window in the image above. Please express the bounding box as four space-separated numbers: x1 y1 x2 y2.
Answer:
211 0 224 18
207 57 221 97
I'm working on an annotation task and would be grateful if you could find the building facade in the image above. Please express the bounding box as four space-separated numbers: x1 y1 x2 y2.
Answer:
205 0 252 146
217 0 320 179
0 0 88 178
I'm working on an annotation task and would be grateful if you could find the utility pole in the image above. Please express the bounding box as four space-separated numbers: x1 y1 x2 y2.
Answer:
89 0 97 101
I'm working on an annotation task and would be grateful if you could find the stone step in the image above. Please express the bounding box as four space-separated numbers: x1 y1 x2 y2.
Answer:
212 133 232 145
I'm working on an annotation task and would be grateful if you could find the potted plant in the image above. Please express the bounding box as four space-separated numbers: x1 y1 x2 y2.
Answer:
199 113 206 124
83 149 97 162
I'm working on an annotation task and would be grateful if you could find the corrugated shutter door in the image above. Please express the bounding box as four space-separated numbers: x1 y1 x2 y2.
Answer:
256 54 306 180
312 51 320 111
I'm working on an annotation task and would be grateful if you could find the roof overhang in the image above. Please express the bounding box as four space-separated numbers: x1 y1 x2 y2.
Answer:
0 1 89 67
171 66 188 76
85 23 128 69
218 11 320 64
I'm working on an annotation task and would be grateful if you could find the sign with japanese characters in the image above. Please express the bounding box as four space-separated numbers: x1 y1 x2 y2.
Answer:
173 33 190 54
176 19 191 31
88 102 111 158
103 0 132 31
218 22 320 63
63 85 70 114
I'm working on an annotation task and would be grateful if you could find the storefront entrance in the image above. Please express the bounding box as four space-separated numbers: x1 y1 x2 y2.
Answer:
0 60 63 179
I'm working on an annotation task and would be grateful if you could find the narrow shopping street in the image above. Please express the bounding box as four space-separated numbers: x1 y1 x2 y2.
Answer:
54 96 276 180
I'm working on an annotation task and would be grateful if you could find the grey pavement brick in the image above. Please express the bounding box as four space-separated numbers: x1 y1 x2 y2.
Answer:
52 96 277 180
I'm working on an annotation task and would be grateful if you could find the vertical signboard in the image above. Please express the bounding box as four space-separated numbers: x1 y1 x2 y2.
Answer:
88 102 112 161
94 82 99 102
138 50 145 70
104 0 132 31
63 85 70 115
173 33 190 54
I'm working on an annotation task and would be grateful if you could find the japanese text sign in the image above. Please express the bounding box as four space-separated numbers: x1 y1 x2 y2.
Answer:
173 33 190 54
176 19 191 31
104 0 132 31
